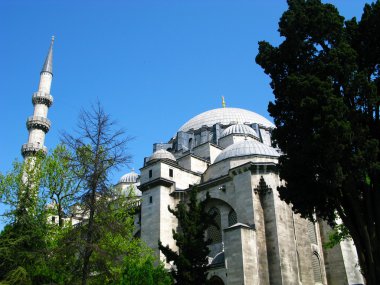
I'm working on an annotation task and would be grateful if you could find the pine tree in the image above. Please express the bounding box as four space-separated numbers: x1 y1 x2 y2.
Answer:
256 0 380 283
61 101 133 285
158 190 216 285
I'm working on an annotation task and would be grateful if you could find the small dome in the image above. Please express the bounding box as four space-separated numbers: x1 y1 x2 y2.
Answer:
214 140 279 163
147 149 176 163
119 170 139 183
221 124 258 138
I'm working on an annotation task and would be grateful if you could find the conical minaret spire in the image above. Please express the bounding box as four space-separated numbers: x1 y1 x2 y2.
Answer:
21 37 55 158
41 36 54 75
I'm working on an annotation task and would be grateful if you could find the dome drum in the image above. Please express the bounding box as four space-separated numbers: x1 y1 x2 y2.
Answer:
119 171 139 184
220 124 258 139
214 140 279 163
146 149 176 164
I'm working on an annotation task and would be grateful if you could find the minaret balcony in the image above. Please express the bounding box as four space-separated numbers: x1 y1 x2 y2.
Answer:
32 92 53 107
21 143 48 157
26 116 51 133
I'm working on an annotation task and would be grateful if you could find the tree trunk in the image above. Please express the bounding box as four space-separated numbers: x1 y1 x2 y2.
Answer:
340 184 380 285
58 203 63 227
81 188 96 285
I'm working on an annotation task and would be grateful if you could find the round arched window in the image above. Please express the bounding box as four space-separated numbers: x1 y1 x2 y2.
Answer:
312 252 323 283
208 207 222 244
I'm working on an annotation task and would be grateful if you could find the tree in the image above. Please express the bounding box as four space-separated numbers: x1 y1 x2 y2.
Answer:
256 0 380 284
84 189 141 284
0 153 45 221
158 190 216 285
61 102 133 285
0 153 55 284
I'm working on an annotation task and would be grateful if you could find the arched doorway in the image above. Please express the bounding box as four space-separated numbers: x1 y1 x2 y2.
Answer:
209 276 224 285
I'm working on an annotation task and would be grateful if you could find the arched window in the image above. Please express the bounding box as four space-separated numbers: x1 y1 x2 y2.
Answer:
312 252 323 283
188 138 193 149
228 209 237 226
209 276 224 285
208 207 222 244
308 220 318 244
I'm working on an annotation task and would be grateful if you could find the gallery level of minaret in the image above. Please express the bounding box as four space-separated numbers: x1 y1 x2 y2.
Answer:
21 37 54 158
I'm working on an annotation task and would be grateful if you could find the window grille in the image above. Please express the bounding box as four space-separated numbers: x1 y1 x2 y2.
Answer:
228 209 237 226
312 252 323 283
208 207 222 244
308 220 318 244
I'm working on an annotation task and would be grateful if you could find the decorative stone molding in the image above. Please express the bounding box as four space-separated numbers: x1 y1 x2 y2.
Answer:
138 177 174 192
26 116 51 133
21 143 48 157
254 176 272 195
32 92 53 107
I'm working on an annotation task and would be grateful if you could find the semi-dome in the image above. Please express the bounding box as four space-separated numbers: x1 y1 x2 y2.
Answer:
178 108 274 132
147 149 176 163
119 170 139 183
214 139 279 163
221 124 258 138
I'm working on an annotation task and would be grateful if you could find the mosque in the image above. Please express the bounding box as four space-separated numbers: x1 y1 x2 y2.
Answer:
117 105 365 285
25 40 364 285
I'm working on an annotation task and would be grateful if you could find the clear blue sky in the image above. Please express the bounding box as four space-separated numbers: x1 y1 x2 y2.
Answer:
0 0 372 227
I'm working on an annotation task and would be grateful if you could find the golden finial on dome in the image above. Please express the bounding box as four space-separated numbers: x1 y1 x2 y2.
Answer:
222 96 226 108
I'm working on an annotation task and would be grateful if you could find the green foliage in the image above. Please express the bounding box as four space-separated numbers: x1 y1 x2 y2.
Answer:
256 0 380 283
121 253 172 285
85 190 140 284
0 153 45 221
60 103 134 285
324 223 351 249
0 148 153 285
1 266 31 285
0 105 150 285
0 153 52 283
0 207 53 283
42 144 79 227
159 190 215 285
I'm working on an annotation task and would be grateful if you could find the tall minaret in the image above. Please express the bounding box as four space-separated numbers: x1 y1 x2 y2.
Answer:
21 37 54 158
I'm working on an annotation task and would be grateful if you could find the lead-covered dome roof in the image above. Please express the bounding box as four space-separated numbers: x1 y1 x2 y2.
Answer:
214 140 279 163
178 108 274 132
119 170 139 183
147 149 176 163
221 124 258 138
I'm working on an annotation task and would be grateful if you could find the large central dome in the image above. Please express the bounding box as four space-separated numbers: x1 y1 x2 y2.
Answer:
178 108 274 132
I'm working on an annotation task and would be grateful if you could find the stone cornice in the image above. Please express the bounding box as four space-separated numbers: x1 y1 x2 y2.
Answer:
140 159 202 177
138 177 174 192
196 175 231 191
